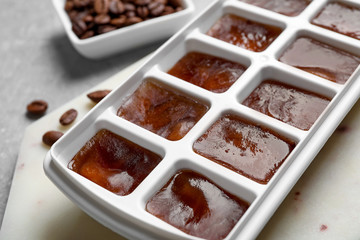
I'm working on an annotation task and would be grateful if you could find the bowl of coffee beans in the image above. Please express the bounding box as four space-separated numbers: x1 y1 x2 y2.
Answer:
52 0 194 59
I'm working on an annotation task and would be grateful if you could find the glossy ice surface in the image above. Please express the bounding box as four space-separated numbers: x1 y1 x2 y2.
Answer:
117 81 208 141
312 2 360 40
146 170 249 240
68 129 162 195
168 52 246 93
239 0 311 16
243 80 330 130
207 14 282 52
193 115 295 184
279 38 360 84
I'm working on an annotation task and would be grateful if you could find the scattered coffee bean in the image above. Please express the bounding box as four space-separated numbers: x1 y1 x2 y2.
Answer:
65 0 184 39
42 131 64 147
87 90 111 103
27 100 48 115
59 109 78 126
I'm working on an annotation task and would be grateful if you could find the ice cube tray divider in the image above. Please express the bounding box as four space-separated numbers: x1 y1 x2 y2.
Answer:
45 0 360 239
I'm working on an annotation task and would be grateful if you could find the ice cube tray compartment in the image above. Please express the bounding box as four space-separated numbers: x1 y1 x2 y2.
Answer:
236 65 337 103
310 0 360 41
196 3 286 54
44 0 360 239
237 0 313 17
274 30 360 86
236 65 337 132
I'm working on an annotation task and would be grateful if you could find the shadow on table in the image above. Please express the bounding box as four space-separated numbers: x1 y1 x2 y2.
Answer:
48 33 164 81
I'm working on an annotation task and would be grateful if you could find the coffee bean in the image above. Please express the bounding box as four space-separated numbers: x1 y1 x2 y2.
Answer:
97 25 117 33
137 6 149 18
42 131 64 147
110 15 127 27
88 8 96 15
126 16 143 25
95 14 111 24
59 109 78 126
155 0 167 4
161 5 174 15
134 0 151 5
109 0 125 14
68 10 79 21
126 11 136 18
65 0 183 38
169 0 181 7
72 19 87 36
27 100 48 115
87 90 111 103
175 6 183 11
124 2 136 11
148 2 165 16
83 14 94 23
73 10 90 22
86 21 95 30
94 0 110 14
80 30 95 39
65 1 74 11
74 0 91 8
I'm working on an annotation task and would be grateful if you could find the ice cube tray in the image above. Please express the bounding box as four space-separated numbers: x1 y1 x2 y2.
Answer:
44 0 360 239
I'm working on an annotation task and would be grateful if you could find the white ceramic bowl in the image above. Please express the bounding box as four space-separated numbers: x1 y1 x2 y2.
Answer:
52 0 195 59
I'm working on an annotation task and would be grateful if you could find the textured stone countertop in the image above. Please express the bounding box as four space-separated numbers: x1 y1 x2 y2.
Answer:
0 0 163 227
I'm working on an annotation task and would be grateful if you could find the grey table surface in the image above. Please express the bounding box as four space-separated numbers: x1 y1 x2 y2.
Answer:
0 0 166 228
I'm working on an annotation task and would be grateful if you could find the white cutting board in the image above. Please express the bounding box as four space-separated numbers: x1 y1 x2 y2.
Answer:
2 55 360 240
0 57 148 240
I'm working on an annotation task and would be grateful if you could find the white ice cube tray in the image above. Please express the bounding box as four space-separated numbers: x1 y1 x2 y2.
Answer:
44 0 360 239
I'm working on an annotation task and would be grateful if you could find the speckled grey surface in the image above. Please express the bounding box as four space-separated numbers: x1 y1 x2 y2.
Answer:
0 0 163 228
